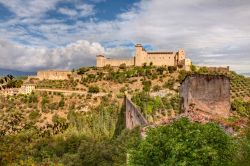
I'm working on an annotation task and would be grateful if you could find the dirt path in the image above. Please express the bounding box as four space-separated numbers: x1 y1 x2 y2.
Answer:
35 88 107 96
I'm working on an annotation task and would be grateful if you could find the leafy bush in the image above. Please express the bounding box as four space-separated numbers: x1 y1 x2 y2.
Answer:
142 80 151 92
231 98 250 117
29 111 40 120
168 66 177 73
77 67 89 75
178 70 189 82
129 118 235 166
59 98 65 108
163 79 175 90
88 86 100 93
198 66 209 74
190 64 197 72
119 63 126 69
152 85 161 92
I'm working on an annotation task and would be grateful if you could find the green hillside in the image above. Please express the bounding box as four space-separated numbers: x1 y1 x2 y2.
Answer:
0 65 250 165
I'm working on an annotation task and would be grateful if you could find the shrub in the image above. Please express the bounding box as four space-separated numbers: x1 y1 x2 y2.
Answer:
178 70 189 82
168 66 177 73
59 98 65 108
129 118 235 166
190 64 197 72
156 67 165 75
198 66 209 74
88 86 100 93
152 85 161 92
29 111 40 120
119 63 126 69
163 79 175 90
119 87 126 93
231 99 250 116
77 67 89 75
142 80 151 92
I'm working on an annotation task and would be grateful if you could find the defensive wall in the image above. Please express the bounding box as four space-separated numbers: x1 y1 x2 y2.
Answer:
96 44 191 69
207 66 230 73
180 74 231 118
197 66 230 73
125 96 148 129
37 70 72 80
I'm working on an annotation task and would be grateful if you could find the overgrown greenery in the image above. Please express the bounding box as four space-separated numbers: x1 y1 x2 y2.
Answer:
0 95 141 165
0 75 23 90
231 98 250 117
1 66 250 165
129 118 236 166
88 85 100 93
131 91 181 122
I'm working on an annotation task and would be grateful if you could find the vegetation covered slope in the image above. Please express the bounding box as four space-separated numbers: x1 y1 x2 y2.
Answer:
0 65 250 165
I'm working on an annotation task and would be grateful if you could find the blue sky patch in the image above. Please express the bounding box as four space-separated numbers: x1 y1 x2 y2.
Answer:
0 4 14 21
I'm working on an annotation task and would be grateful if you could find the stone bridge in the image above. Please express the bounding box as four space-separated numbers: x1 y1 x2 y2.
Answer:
125 96 148 129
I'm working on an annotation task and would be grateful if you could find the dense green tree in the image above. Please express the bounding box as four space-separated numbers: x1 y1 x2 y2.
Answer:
129 118 235 166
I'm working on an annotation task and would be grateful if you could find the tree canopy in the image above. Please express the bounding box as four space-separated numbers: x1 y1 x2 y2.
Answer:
129 118 235 166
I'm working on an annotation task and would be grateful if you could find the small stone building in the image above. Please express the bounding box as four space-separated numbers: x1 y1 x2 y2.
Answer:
96 44 191 70
180 74 230 118
19 84 36 94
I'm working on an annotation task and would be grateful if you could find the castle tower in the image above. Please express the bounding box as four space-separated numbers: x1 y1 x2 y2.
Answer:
134 44 147 66
96 55 106 67
178 48 186 61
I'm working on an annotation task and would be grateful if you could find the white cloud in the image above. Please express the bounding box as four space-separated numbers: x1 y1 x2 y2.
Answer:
0 0 60 18
58 4 95 17
0 0 250 73
77 4 95 17
58 8 78 17
0 40 106 71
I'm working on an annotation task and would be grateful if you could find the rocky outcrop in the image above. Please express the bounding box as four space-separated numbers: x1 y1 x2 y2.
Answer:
180 74 230 118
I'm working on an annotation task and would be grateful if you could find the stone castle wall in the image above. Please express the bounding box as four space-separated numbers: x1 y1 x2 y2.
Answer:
207 66 230 73
146 52 176 66
180 74 230 118
125 96 148 129
96 44 191 69
37 70 72 80
105 58 134 67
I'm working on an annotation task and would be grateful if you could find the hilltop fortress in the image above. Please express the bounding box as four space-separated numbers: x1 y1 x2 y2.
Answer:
96 44 191 70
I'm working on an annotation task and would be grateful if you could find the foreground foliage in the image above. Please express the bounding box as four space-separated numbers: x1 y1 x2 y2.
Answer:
129 118 236 166
0 94 141 165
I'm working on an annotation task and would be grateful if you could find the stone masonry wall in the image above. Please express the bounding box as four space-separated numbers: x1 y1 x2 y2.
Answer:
96 44 191 69
125 96 148 129
104 58 134 67
37 70 72 80
180 74 230 118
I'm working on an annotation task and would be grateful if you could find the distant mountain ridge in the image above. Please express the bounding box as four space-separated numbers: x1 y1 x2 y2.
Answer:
0 68 36 76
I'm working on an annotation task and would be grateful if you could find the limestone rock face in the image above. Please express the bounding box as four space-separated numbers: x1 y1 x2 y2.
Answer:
180 74 230 118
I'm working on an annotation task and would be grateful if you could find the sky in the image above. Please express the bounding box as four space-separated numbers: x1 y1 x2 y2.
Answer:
0 0 249 73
